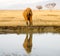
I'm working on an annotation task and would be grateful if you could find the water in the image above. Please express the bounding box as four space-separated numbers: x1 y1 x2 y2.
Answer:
0 33 60 56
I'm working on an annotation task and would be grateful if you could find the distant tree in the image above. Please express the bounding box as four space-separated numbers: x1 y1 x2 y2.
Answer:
36 5 43 10
45 3 56 10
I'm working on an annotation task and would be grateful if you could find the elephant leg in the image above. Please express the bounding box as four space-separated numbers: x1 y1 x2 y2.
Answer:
29 17 32 26
26 21 28 26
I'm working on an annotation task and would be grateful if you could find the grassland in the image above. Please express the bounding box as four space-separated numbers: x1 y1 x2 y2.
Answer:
0 10 60 34
0 10 60 26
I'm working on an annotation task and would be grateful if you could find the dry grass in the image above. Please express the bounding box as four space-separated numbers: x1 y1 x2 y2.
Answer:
0 10 60 26
0 10 60 34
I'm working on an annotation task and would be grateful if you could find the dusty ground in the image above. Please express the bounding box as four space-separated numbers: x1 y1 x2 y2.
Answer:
0 10 60 26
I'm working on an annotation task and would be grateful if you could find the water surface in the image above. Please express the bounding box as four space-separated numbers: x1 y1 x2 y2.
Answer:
0 33 60 56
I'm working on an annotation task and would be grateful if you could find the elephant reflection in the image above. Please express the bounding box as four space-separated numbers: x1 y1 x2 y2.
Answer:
23 33 32 53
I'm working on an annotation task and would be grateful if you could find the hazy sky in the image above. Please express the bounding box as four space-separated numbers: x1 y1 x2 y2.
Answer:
0 0 48 4
0 0 60 10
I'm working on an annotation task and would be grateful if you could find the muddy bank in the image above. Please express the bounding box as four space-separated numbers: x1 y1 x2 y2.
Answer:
0 26 60 34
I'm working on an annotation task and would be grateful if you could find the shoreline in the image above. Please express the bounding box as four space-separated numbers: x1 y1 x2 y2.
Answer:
0 26 60 34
